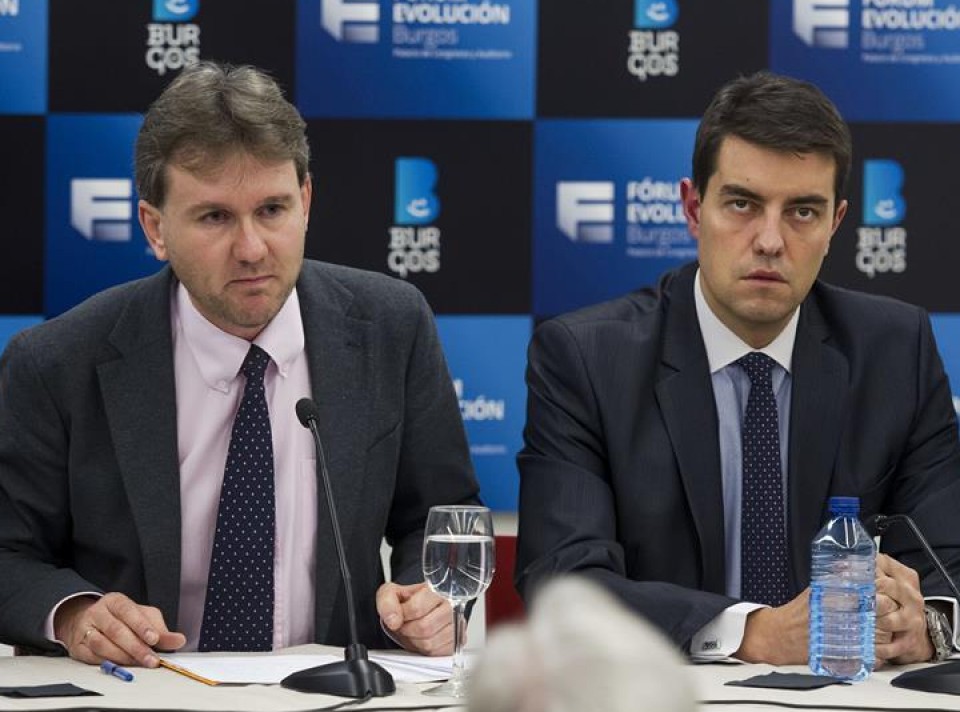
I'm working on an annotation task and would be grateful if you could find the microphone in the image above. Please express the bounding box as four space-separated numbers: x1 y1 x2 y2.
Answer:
280 398 395 698
867 513 960 603
868 513 960 695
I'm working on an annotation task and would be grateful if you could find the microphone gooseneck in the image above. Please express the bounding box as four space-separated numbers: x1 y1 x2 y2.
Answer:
281 397 395 698
873 512 960 696
868 513 960 603
296 397 360 647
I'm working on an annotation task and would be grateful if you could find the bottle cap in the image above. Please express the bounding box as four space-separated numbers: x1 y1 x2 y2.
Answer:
828 496 860 516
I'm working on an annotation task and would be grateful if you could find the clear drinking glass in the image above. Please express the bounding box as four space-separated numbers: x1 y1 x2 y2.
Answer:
421 505 495 698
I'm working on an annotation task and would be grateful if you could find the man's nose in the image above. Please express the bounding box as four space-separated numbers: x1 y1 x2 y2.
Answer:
754 213 785 256
233 220 268 262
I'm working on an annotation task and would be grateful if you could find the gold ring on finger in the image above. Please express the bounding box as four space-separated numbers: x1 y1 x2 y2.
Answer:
81 627 96 645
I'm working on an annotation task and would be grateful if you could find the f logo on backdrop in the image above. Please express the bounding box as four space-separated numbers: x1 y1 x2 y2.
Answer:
321 0 380 43
45 116 158 317
70 179 133 242
556 182 615 244
793 0 850 49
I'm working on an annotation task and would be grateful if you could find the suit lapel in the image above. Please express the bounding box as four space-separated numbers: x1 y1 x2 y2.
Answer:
655 267 727 593
787 297 849 589
298 265 372 642
97 268 182 625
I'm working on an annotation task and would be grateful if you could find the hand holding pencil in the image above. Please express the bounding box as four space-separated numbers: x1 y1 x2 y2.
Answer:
55 592 186 667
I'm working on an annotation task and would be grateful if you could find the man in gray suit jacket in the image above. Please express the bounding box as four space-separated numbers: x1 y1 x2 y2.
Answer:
0 62 478 666
517 72 960 666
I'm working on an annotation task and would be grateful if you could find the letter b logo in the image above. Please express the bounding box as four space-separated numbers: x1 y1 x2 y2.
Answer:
395 158 440 225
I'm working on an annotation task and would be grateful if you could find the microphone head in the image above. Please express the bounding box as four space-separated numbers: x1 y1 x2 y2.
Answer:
865 513 889 536
296 398 321 428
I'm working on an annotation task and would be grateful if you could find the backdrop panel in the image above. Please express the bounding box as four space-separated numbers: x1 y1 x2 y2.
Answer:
437 315 530 511
2 0 960 515
49 0 295 113
0 116 44 314
820 123 960 313
306 119 532 314
533 118 697 317
538 0 769 117
771 0 960 121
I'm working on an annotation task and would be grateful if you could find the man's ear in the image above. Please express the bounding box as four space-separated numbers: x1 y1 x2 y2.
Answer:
680 178 702 239
139 200 168 261
825 198 849 256
831 198 848 234
301 173 313 221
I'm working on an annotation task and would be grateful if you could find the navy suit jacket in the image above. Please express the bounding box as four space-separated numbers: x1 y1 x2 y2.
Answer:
516 262 960 649
0 260 479 651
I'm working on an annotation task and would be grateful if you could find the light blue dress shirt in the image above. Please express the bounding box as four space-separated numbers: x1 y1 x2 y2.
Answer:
713 353 792 598
693 269 798 599
689 269 800 658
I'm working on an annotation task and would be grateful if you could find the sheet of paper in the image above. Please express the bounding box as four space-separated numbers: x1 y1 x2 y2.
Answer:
371 652 458 677
159 652 456 685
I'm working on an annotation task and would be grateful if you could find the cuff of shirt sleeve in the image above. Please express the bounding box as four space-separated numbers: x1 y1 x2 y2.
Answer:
690 602 767 660
45 592 103 648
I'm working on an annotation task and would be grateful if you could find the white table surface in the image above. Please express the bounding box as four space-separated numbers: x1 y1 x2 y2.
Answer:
691 659 960 711
4 647 960 711
0 645 462 711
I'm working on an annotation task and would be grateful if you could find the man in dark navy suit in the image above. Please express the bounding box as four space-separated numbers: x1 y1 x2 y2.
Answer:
517 72 960 666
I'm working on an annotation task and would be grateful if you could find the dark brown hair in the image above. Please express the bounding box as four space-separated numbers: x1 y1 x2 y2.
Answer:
692 71 852 205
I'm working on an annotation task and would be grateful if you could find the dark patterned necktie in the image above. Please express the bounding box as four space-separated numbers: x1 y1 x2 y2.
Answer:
199 344 276 651
739 352 791 607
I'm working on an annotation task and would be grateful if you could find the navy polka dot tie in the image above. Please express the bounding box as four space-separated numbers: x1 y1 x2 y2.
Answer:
739 352 791 608
199 345 276 652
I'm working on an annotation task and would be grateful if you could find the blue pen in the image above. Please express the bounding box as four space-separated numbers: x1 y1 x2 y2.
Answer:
100 660 135 682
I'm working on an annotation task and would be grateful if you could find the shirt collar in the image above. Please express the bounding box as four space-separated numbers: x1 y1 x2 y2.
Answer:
693 268 798 375
173 282 306 393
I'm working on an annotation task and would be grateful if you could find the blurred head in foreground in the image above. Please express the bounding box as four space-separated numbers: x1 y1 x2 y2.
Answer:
468 578 696 712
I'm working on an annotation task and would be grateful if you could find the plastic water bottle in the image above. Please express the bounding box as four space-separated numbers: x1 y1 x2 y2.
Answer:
808 496 876 682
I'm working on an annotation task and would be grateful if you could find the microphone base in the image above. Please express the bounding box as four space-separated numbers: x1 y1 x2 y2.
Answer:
892 661 960 696
281 645 396 698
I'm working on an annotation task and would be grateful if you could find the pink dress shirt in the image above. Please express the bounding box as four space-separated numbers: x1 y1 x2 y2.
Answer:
172 283 317 651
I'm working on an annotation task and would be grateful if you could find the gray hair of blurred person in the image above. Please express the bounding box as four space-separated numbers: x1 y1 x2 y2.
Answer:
134 61 310 208
468 578 696 712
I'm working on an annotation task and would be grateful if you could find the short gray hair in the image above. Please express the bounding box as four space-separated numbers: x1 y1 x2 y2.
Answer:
468 578 697 712
135 61 309 207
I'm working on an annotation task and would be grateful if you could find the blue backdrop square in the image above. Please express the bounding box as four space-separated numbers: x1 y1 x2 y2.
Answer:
295 0 536 118
436 315 530 511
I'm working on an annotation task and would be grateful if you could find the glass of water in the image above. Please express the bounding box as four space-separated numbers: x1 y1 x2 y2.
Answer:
421 505 495 698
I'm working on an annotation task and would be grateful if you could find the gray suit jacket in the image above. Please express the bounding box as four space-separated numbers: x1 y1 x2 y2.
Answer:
0 260 478 651
517 262 960 649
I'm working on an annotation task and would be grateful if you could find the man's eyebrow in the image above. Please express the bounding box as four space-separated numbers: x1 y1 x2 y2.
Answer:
717 183 830 206
259 193 297 205
183 194 297 216
717 183 764 201
785 194 830 206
